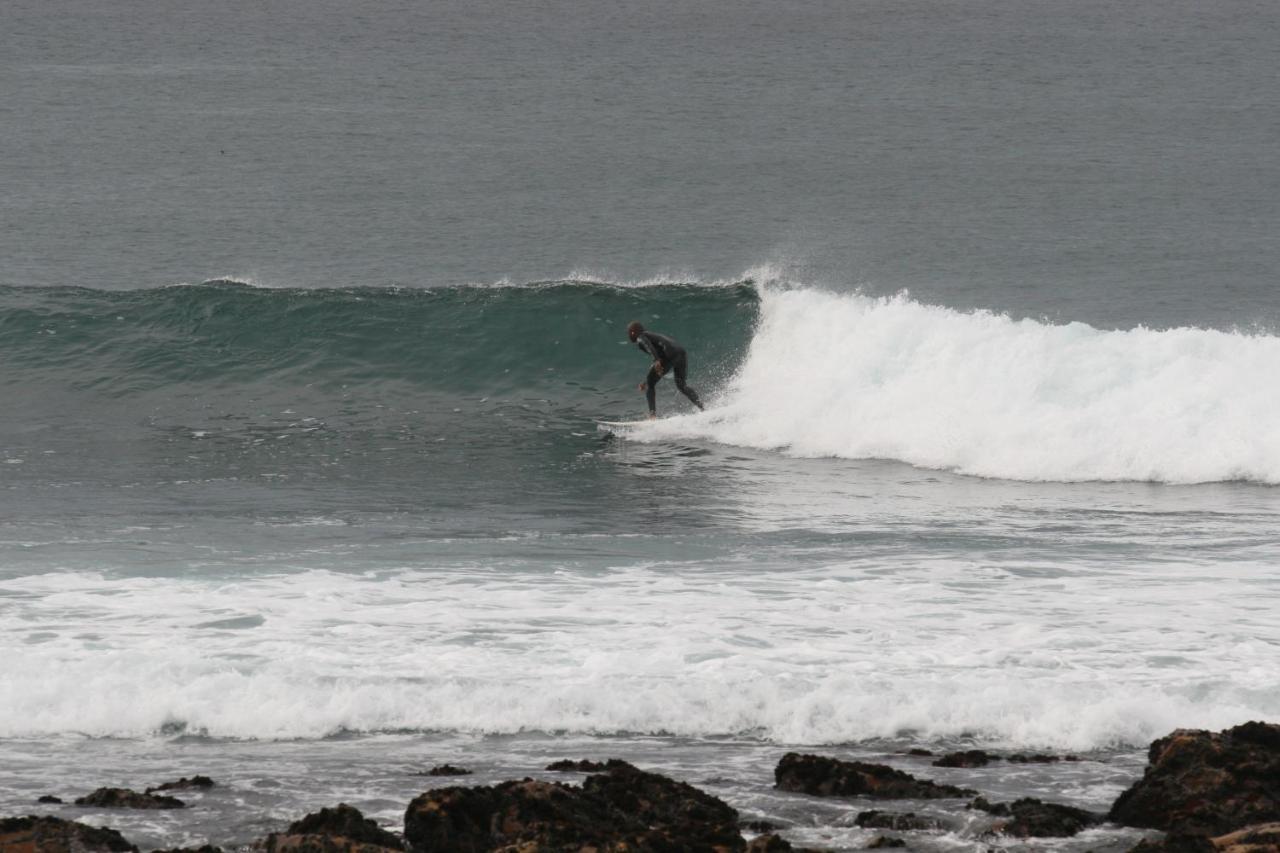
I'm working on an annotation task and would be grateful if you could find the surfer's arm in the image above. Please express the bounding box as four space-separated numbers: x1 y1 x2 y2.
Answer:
642 362 663 391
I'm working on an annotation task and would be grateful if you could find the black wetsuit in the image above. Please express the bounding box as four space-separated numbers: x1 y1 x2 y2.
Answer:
635 330 704 415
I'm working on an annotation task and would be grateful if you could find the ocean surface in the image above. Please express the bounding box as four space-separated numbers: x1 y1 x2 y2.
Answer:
3 1 1279 850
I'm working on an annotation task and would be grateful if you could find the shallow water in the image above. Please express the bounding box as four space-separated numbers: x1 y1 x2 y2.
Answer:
2 732 1153 851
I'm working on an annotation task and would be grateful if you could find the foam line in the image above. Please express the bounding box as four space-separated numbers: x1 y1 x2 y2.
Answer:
3 564 1276 746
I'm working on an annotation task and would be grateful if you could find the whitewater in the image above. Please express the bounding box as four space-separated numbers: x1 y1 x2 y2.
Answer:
4 550 1277 747
644 286 1280 484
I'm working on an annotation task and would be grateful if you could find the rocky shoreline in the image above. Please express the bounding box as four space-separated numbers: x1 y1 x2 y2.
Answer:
3 722 1277 853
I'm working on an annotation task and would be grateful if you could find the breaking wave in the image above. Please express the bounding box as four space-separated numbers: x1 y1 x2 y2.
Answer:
648 288 1280 484
5 275 1278 483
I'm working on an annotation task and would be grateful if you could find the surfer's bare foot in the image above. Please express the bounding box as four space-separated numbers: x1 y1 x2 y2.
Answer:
648 414 657 420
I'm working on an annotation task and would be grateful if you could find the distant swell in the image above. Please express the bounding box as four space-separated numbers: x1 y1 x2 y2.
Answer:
646 288 1280 484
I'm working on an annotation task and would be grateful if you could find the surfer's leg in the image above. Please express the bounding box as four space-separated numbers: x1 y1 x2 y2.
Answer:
672 355 704 410
645 366 661 415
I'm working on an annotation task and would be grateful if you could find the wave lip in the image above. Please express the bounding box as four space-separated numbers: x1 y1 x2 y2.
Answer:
655 289 1280 484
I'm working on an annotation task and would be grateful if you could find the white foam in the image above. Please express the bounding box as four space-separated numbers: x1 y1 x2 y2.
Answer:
524 262 788 290
3 560 1276 748
648 288 1280 483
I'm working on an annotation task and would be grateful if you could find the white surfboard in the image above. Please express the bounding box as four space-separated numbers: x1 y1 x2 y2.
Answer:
596 419 654 429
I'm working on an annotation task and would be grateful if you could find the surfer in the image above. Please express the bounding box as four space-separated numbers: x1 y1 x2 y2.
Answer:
627 321 705 418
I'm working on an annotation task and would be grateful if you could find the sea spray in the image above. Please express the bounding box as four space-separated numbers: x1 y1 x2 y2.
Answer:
649 288 1280 484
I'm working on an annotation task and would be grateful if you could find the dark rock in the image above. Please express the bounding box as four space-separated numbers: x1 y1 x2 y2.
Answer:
147 775 215 793
0 815 137 852
1007 754 1061 764
545 759 608 772
1127 835 1216 853
743 833 825 853
403 760 744 852
971 797 1101 837
1127 821 1280 853
866 838 907 849
36 795 63 804
968 796 1007 815
906 749 934 757
153 847 224 853
580 760 744 848
744 819 777 833
854 810 945 831
1234 721 1280 749
422 764 471 777
774 753 976 800
1109 722 1280 836
255 837 401 853
255 804 402 853
286 804 401 848
932 750 995 768
405 780 604 852
1211 821 1280 852
73 788 185 809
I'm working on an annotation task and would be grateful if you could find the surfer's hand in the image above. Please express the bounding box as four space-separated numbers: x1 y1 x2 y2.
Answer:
638 382 647 392
652 361 665 376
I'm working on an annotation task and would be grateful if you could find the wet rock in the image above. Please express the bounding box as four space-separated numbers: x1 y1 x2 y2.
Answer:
1127 834 1217 853
1211 822 1280 853
153 847 224 853
286 804 401 847
147 776 215 793
581 759 742 845
1128 822 1280 853
854 810 946 831
906 749 934 757
404 780 604 851
743 833 826 853
545 759 608 772
403 760 744 852
73 788 185 809
745 834 793 852
970 797 1101 837
36 795 63 804
932 750 995 768
865 838 906 849
1109 721 1280 836
0 815 137 852
256 837 401 853
968 796 1006 815
422 764 471 777
255 804 402 853
1006 754 1062 764
743 819 777 833
774 753 976 800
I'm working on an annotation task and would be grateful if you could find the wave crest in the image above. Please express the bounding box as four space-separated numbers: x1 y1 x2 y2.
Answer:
654 289 1280 484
